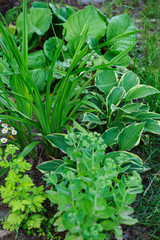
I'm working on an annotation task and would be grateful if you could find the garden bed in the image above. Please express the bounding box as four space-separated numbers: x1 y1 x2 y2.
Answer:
0 0 160 239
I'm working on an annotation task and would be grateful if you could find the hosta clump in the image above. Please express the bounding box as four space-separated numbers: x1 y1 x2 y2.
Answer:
44 132 143 240
81 70 160 151
0 145 46 232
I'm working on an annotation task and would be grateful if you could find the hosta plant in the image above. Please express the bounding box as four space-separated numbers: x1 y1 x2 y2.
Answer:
80 70 160 150
42 132 143 240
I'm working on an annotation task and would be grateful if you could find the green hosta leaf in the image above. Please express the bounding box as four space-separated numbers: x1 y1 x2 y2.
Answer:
30 69 49 92
49 4 75 22
104 50 131 67
30 8 51 35
6 7 21 24
46 134 71 153
105 151 147 172
37 160 64 172
106 86 125 113
44 37 61 61
28 50 49 69
118 123 145 151
102 127 119 146
67 35 84 57
64 5 107 42
17 8 51 40
125 85 160 101
144 119 160 135
31 1 48 8
82 113 106 125
107 13 137 51
95 70 117 95
119 71 140 92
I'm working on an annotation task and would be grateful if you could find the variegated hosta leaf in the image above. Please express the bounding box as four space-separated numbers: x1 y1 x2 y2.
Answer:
118 122 145 151
95 70 118 95
119 71 139 92
125 84 160 101
144 119 160 135
121 103 149 113
105 151 148 172
106 86 126 114
102 127 119 146
82 112 106 125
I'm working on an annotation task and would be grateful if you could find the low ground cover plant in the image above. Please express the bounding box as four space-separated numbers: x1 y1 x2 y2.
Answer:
0 144 47 232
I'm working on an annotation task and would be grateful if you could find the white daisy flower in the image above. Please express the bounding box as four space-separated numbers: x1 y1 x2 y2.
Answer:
11 130 17 135
0 120 1 123
9 127 14 130
2 123 8 128
1 138 7 144
2 128 8 134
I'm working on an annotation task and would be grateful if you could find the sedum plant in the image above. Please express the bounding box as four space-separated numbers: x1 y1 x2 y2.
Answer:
0 144 47 232
43 132 143 240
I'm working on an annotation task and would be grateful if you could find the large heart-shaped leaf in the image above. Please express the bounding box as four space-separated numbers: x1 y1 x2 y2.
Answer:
44 37 61 61
17 8 51 40
49 3 75 22
95 70 118 95
107 13 137 51
119 71 140 92
118 122 145 151
63 5 107 42
125 85 160 101
104 51 131 67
